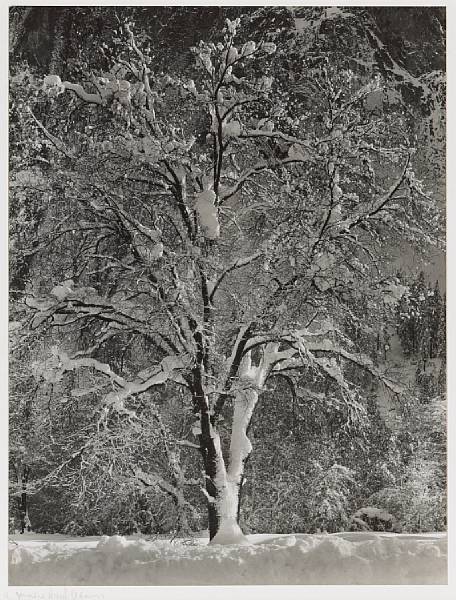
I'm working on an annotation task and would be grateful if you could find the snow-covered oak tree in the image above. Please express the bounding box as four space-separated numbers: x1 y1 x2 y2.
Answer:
19 16 442 542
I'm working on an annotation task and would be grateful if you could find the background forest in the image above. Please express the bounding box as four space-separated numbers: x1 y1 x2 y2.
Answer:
9 6 446 539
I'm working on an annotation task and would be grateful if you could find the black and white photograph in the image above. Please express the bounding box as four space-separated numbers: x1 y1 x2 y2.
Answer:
6 2 449 590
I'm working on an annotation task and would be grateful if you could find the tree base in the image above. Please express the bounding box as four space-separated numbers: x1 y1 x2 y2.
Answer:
209 519 251 546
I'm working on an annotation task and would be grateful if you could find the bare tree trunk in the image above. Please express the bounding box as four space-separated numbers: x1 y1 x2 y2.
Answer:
18 465 30 534
171 493 190 536
209 386 259 544
236 455 251 523
199 411 220 540
198 347 275 543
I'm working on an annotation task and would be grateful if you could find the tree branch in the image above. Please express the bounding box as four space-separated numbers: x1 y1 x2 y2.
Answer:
209 252 262 303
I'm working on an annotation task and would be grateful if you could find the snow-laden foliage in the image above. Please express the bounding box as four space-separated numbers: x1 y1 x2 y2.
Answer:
396 272 445 361
9 7 445 541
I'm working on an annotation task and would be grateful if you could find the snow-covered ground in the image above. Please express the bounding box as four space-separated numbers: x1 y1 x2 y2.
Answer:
8 531 447 585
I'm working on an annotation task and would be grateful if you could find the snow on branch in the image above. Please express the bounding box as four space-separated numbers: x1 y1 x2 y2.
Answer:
175 439 200 450
27 107 76 160
195 187 220 240
212 323 254 417
10 441 95 496
240 323 401 396
243 318 351 356
218 159 276 203
42 75 103 104
240 128 315 154
62 81 103 104
124 22 147 63
132 468 199 515
52 351 127 387
338 154 412 233
269 332 402 395
219 144 317 204
25 282 186 357
96 190 165 262
209 252 262 303
34 347 189 414
42 70 154 123
311 344 402 395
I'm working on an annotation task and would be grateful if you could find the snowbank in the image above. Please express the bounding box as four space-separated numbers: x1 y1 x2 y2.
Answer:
8 531 446 585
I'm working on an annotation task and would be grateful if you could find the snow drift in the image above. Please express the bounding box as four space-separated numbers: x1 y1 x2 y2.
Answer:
9 531 447 586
